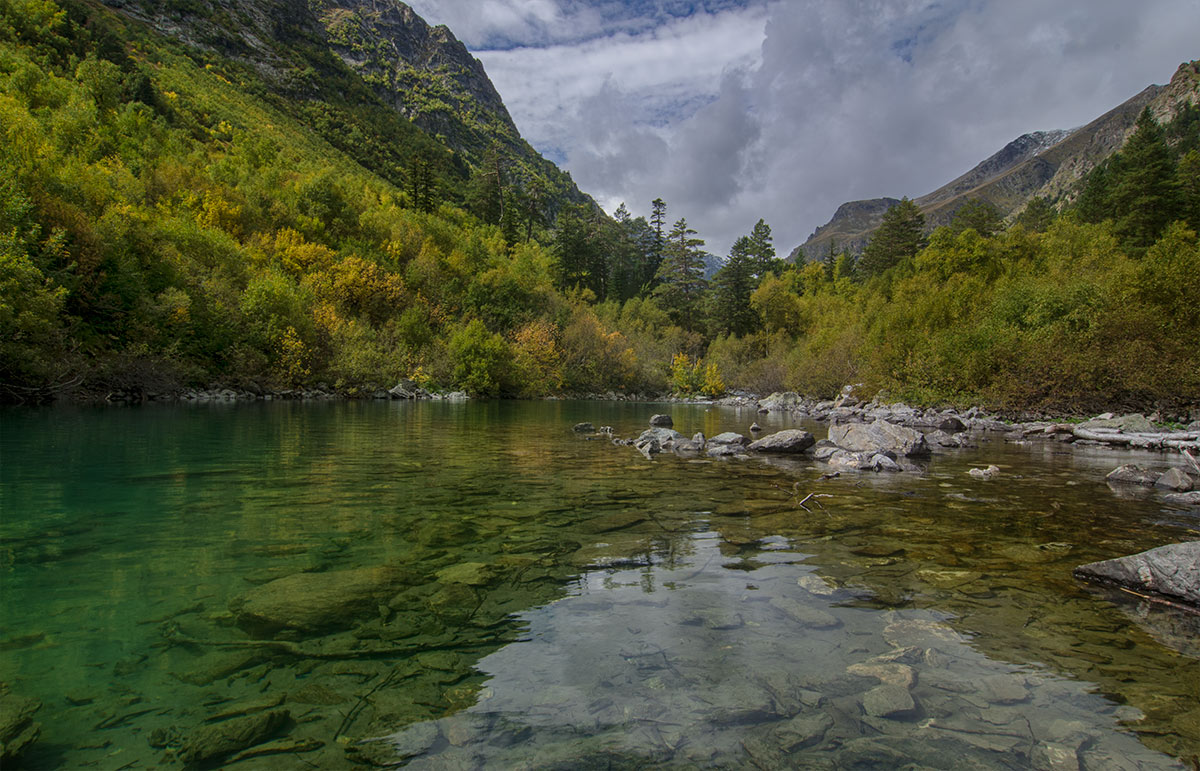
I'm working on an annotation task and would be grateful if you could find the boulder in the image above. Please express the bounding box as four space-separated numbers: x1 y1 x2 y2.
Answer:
0 688 41 766
388 380 420 399
230 566 404 636
1155 467 1194 492
1105 465 1160 487
747 429 816 454
828 419 930 457
828 450 900 472
811 439 839 461
1163 491 1200 507
672 438 705 454
706 445 743 458
648 414 674 428
758 392 803 412
1073 541 1200 608
968 465 1001 480
572 422 596 434
708 432 747 446
635 427 684 449
1083 413 1156 434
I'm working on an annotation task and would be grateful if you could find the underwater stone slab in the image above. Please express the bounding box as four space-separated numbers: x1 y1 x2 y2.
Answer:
230 565 403 636
861 684 917 718
0 691 41 766
1073 541 1200 608
1105 465 1160 486
768 596 841 629
178 709 289 766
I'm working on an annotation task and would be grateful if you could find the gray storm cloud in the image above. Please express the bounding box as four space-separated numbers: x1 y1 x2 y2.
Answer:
409 0 1200 256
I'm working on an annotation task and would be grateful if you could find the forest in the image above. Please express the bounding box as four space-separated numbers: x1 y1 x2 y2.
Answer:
2 0 1198 412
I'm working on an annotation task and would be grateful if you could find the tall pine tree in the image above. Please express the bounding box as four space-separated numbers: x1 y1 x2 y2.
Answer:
858 198 926 276
1109 108 1181 248
653 218 707 330
711 235 759 336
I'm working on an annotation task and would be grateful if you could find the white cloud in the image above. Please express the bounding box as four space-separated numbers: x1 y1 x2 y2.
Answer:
415 0 1200 257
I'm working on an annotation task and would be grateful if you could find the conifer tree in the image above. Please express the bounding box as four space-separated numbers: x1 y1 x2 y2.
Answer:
648 197 667 286
653 218 707 330
1109 108 1181 248
859 197 926 276
949 199 1004 238
711 236 759 336
746 218 777 276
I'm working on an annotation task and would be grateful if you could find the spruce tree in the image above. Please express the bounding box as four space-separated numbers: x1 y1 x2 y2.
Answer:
859 197 926 276
746 218 776 277
711 236 759 336
653 218 707 330
1110 108 1182 248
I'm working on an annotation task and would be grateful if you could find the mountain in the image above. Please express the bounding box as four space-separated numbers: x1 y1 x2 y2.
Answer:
791 60 1200 262
102 0 589 210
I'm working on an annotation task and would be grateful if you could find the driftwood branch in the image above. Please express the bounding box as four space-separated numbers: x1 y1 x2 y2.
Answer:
1071 426 1200 451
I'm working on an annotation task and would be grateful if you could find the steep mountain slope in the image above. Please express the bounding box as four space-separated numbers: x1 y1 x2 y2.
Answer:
792 61 1200 262
100 0 589 209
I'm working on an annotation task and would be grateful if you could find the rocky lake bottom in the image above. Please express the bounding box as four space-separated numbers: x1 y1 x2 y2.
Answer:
1 400 1198 769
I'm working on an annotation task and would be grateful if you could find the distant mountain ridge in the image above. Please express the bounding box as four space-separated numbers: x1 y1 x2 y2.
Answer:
792 60 1200 262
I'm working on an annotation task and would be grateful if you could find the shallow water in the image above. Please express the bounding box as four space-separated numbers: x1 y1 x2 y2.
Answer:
1 400 1198 769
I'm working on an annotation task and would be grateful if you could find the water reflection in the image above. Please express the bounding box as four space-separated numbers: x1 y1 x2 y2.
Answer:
0 400 1196 768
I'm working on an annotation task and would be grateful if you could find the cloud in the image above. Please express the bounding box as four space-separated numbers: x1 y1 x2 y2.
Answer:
416 0 1200 257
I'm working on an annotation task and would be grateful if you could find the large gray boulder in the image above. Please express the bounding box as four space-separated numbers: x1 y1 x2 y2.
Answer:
1155 467 1195 492
757 392 804 412
1082 413 1156 434
635 427 684 448
1074 542 1200 607
708 432 747 446
828 419 930 457
747 429 815 454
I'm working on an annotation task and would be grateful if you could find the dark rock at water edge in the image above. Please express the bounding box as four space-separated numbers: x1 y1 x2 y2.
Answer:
1074 541 1200 608
649 414 674 428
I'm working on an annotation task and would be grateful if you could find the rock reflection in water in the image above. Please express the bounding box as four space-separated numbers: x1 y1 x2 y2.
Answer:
373 535 1181 769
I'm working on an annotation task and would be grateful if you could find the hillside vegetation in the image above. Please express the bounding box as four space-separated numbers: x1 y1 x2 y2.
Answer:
2 0 1197 414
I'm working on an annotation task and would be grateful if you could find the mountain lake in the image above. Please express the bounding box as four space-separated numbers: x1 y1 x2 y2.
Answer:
1 400 1198 769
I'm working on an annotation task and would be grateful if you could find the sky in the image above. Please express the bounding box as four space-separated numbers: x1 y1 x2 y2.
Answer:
406 0 1200 257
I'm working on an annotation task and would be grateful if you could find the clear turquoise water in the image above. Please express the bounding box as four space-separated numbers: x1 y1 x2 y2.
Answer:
1 400 1197 768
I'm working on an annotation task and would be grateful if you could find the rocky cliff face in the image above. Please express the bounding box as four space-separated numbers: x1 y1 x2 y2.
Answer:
791 60 1200 262
312 0 520 164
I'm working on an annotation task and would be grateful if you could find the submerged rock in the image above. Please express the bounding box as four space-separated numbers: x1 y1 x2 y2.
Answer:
572 422 596 433
230 565 403 636
828 419 930 457
968 465 1001 480
1105 465 1160 486
0 687 41 766
1074 541 1200 608
178 709 289 766
861 684 917 718
747 429 815 454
